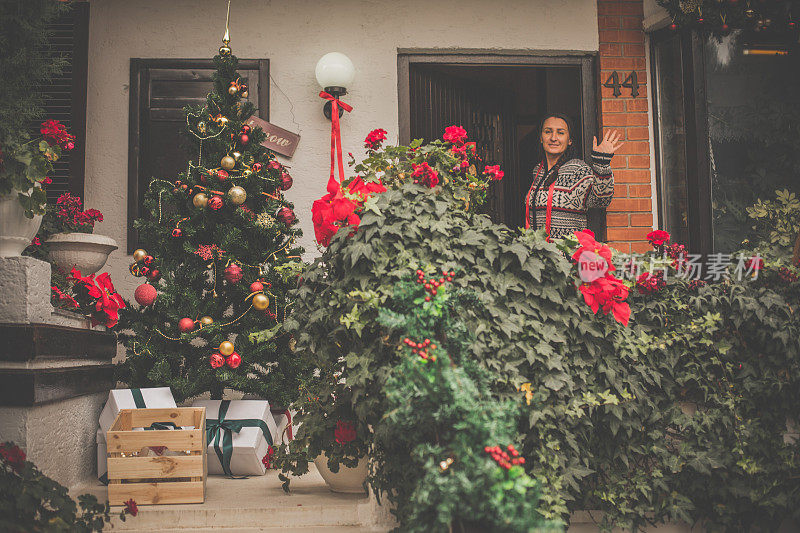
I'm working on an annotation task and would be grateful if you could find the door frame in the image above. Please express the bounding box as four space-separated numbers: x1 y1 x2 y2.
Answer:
397 49 600 158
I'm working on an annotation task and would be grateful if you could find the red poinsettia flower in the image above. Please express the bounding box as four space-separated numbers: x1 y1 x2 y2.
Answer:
124 499 138 516
334 420 357 445
364 128 388 150
483 164 504 181
745 256 764 271
89 273 126 328
51 285 79 308
572 229 615 272
443 125 468 145
262 445 275 469
347 175 386 200
578 275 631 326
312 183 361 247
0 443 26 472
646 230 671 248
411 162 439 188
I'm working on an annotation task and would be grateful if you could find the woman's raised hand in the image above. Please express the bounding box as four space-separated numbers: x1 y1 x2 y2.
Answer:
592 129 624 155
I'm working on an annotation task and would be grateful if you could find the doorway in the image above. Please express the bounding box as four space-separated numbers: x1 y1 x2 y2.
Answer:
398 50 602 235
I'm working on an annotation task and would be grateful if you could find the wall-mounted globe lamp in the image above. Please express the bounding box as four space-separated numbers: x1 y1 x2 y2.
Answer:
315 52 355 120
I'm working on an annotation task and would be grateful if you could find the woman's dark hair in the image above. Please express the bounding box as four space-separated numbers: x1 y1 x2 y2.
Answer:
537 112 577 164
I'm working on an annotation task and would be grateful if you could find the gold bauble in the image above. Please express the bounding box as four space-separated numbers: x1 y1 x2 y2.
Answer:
216 116 229 127
232 151 242 161
219 44 232 56
199 316 214 327
220 156 236 170
219 341 235 356
288 337 297 352
227 186 247 205
252 293 270 310
228 85 239 96
193 192 209 208
133 249 147 262
240 90 249 98
197 121 207 133
242 169 252 177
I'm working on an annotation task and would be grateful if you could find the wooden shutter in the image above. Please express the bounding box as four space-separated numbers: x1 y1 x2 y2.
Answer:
127 59 269 252
40 2 89 203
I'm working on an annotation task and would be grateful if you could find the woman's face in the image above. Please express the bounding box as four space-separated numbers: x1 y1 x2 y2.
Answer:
541 117 571 157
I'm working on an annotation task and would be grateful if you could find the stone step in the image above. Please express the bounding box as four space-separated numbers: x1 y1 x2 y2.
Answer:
71 465 391 531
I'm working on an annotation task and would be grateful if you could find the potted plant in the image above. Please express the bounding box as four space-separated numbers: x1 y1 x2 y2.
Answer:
35 192 117 275
0 120 74 257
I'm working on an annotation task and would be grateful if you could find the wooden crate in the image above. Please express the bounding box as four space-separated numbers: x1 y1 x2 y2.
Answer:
106 407 206 505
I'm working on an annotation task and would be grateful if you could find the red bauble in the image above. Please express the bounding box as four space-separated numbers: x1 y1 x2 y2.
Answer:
252 162 263 172
208 196 224 210
249 281 264 293
268 160 281 170
178 317 195 332
217 169 229 181
239 134 249 144
241 124 251 134
171 228 183 238
140 266 151 277
147 269 161 282
277 207 295 226
226 352 241 369
134 283 157 306
143 255 154 266
280 172 293 191
224 264 244 284
209 352 225 369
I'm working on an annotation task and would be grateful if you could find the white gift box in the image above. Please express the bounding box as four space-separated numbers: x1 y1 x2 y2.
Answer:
194 399 278 476
96 387 176 482
271 408 294 445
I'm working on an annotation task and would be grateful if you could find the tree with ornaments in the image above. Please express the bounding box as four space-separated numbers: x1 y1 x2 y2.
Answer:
117 35 305 404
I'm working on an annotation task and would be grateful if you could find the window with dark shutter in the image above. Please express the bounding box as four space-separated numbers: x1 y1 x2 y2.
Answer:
40 1 89 203
127 59 269 253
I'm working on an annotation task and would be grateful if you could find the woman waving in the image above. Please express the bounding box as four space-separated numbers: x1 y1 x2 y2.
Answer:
525 113 623 239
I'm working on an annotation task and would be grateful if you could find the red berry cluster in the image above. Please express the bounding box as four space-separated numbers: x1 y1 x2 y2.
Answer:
416 269 455 302
688 279 707 291
778 267 798 283
484 444 524 470
402 337 437 361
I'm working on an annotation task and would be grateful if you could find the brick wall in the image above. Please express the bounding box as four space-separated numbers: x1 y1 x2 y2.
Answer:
597 0 654 254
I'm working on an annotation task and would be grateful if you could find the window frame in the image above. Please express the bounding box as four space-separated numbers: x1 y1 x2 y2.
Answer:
127 58 269 253
649 29 713 256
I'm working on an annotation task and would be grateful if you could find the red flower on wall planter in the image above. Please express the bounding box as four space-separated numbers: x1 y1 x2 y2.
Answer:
0 442 26 472
443 125 468 145
334 420 357 445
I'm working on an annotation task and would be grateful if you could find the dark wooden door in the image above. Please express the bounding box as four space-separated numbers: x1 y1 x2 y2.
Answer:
409 65 516 226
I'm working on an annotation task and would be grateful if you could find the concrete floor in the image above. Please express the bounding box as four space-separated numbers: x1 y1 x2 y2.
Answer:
71 465 391 532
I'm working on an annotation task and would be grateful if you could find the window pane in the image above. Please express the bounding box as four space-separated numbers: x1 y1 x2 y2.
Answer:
705 34 800 252
654 35 690 245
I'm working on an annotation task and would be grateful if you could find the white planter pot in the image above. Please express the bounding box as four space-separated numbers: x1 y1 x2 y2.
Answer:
0 193 43 258
46 233 118 275
314 453 368 494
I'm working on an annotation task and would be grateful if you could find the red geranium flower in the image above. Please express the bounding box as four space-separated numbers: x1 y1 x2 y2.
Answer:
636 271 666 295
411 162 439 188
40 119 75 150
40 177 52 186
745 256 764 271
483 164 504 181
443 125 468 145
0 443 26 472
646 230 671 248
334 420 357 445
364 128 387 150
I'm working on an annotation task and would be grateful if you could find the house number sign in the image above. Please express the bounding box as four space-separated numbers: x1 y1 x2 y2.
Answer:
603 71 640 98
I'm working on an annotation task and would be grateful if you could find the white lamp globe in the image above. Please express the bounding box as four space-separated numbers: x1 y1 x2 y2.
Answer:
315 52 355 90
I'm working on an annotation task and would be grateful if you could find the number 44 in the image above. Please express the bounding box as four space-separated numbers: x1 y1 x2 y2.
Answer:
603 71 639 98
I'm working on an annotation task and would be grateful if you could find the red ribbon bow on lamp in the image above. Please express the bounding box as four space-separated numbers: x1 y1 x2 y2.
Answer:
319 91 353 194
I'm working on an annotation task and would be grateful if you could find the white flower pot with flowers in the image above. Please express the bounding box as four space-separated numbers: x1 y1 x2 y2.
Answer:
36 193 116 276
0 120 75 257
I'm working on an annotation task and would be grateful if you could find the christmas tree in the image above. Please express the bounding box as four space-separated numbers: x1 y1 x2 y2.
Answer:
118 33 305 405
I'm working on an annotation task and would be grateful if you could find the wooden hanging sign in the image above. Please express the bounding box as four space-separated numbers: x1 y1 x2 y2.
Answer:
246 116 301 158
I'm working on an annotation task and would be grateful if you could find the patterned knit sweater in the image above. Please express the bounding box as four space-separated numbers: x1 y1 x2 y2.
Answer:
525 150 614 239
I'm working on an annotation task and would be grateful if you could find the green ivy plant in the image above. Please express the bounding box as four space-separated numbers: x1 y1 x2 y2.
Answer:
0 442 133 532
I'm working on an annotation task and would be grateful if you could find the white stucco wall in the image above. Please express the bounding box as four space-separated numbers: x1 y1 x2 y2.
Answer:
85 0 600 298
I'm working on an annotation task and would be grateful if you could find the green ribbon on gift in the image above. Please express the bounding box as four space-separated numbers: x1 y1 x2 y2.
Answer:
131 389 179 430
206 400 274 478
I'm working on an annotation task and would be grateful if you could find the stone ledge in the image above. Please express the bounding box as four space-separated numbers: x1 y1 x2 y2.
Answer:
0 364 114 406
0 323 116 362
